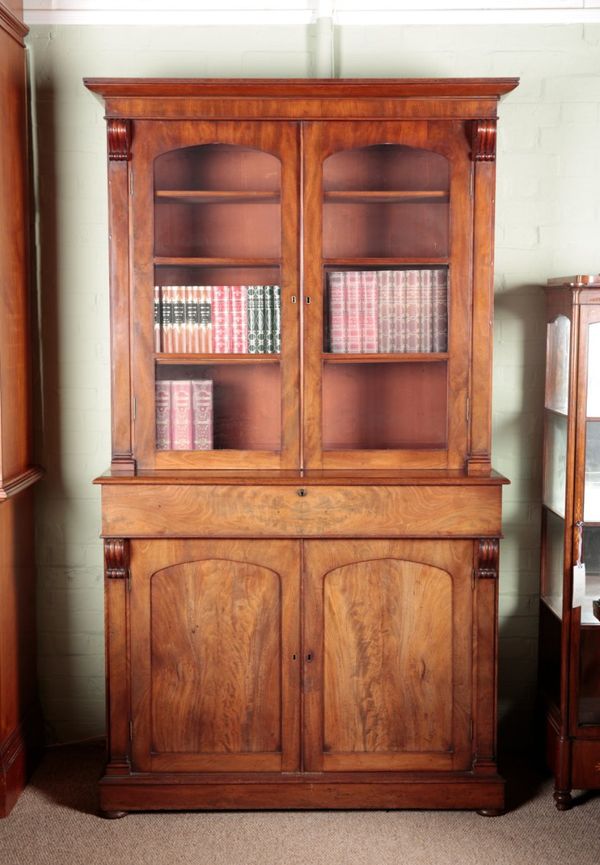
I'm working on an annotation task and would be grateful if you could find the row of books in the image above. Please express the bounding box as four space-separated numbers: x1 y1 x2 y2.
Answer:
154 285 281 354
328 269 448 354
156 380 213 451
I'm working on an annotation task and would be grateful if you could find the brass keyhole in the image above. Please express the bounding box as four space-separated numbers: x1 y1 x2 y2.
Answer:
297 488 307 497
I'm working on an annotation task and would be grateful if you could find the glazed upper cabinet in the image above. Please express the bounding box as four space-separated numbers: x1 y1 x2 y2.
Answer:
87 78 517 817
85 78 519 476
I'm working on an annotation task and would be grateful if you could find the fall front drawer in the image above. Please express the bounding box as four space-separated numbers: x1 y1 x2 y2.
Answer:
100 482 502 538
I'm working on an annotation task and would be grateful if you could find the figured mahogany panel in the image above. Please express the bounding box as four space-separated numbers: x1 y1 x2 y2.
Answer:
323 558 452 754
101 482 503 539
129 539 300 773
151 559 280 753
303 539 473 773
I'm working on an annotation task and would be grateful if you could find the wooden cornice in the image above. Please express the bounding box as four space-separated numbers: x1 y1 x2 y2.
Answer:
0 466 44 501
85 77 520 100
0 2 28 45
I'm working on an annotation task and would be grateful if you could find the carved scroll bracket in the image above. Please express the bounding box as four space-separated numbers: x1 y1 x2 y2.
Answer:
470 120 497 162
476 539 499 580
107 119 132 162
105 539 130 580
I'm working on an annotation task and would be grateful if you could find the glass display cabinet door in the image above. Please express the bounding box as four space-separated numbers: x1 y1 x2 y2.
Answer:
539 313 572 710
131 121 300 469
573 310 600 730
302 121 471 470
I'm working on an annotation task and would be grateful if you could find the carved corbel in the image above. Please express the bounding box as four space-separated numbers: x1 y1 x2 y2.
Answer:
476 539 499 579
104 539 130 580
470 120 496 162
107 119 132 161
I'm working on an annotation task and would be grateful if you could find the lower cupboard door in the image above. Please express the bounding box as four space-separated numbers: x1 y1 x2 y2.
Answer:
303 540 474 772
129 539 301 773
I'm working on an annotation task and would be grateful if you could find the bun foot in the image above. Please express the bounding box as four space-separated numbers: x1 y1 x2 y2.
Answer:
477 808 505 817
554 790 573 811
101 809 128 819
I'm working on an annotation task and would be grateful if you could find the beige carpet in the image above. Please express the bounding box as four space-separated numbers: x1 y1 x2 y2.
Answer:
0 744 598 865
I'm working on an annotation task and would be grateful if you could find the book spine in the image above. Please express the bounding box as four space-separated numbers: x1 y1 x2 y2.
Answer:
198 286 212 353
170 380 193 450
172 286 185 354
345 271 362 354
419 269 433 353
432 269 448 353
231 285 246 353
155 380 172 450
273 285 281 354
248 285 266 354
405 270 421 353
161 285 172 353
192 379 214 450
264 285 275 354
185 285 198 354
392 271 405 353
213 285 230 353
154 285 161 352
377 271 393 354
328 271 346 353
362 271 378 353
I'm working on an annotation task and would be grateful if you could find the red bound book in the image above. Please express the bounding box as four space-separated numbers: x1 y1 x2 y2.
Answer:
377 271 394 353
155 380 172 450
198 286 212 353
345 270 362 353
170 380 193 450
328 271 346 353
361 271 378 353
192 380 213 450
172 286 185 354
404 269 421 352
392 271 407 353
231 286 248 353
419 269 433 353
213 285 232 353
432 269 448 352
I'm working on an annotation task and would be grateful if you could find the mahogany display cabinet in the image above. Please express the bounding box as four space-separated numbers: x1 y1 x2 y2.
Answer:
85 77 518 816
539 274 600 809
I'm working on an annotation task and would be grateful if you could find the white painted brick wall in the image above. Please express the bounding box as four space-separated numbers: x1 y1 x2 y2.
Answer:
28 23 600 742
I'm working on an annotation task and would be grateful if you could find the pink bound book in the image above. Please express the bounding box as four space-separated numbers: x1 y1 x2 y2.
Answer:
231 286 248 353
361 271 378 353
213 285 232 353
155 380 172 450
328 271 346 353
192 380 213 450
345 270 362 354
170 380 193 450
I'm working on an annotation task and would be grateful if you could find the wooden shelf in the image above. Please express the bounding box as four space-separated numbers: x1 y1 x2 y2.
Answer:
155 190 280 205
156 353 281 364
323 258 450 267
154 257 281 267
323 353 448 363
325 190 448 204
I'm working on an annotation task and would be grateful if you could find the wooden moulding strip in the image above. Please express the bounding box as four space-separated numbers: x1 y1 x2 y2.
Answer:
98 775 505 812
0 466 44 501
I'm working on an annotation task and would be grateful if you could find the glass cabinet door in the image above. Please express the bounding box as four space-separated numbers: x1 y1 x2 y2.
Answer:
576 313 600 728
541 315 571 618
131 122 300 469
302 122 470 470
